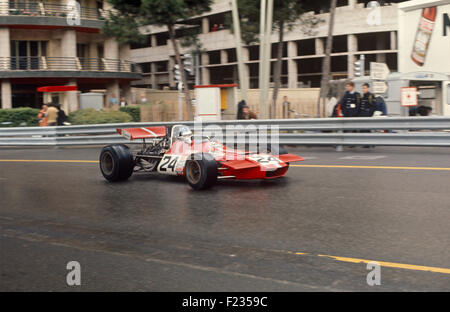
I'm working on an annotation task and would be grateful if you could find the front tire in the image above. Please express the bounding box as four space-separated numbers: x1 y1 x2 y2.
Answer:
185 153 218 190
100 144 134 182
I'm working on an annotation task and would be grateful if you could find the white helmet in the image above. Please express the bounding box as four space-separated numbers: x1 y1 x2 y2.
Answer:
177 126 192 144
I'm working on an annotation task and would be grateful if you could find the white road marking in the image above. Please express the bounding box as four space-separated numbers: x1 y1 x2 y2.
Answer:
340 155 387 160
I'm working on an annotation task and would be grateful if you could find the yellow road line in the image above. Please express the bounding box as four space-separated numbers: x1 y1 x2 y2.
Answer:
1 160 450 171
292 164 450 171
0 159 98 164
316 254 450 274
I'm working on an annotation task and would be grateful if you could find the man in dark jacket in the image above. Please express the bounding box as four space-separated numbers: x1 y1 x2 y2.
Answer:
359 83 376 117
375 96 387 116
338 82 360 117
56 104 68 126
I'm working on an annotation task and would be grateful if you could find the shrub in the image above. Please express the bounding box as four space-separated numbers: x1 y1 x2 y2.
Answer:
0 107 40 127
119 105 140 122
68 108 132 125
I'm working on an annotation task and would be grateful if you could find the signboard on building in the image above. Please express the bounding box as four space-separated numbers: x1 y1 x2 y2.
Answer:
401 87 419 106
370 62 390 80
372 81 388 94
398 0 450 74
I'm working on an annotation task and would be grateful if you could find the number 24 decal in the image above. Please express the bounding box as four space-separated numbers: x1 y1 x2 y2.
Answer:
159 155 179 172
251 155 279 164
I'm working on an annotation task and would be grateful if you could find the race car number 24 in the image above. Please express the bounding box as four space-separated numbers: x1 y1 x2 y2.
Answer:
158 155 179 172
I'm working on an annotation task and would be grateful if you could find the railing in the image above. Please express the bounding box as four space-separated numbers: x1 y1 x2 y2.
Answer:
0 117 449 148
0 1 102 20
0 56 139 73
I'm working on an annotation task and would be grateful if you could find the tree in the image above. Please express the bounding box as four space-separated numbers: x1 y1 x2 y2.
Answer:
316 0 337 117
102 0 212 120
228 0 321 118
271 2 321 119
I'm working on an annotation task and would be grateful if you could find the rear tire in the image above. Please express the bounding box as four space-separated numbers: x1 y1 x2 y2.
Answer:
185 153 218 190
100 144 134 182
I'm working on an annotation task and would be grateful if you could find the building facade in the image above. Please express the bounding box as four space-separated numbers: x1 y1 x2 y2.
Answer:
0 0 141 111
130 0 406 91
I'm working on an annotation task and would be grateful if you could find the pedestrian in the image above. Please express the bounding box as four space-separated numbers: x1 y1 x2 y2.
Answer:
338 81 360 117
359 83 376 117
211 24 218 32
331 101 344 117
358 84 376 148
37 104 48 127
140 93 148 105
236 100 246 119
218 24 225 30
120 96 128 107
240 105 257 120
46 104 59 126
374 96 387 116
282 96 291 119
109 93 119 107
56 104 68 126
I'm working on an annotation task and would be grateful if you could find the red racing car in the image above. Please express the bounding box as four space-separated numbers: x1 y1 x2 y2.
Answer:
99 125 304 190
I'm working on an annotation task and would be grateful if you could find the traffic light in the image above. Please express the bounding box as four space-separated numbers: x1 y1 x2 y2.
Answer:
354 55 365 77
354 60 362 77
183 54 194 76
173 64 181 84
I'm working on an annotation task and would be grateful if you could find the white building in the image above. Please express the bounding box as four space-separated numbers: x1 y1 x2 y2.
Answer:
130 0 406 90
0 0 140 111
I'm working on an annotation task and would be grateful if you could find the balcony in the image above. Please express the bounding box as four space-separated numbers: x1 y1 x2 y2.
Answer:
0 1 106 29
0 56 142 80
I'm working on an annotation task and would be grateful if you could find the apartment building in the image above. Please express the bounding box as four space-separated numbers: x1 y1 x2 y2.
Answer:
0 0 141 111
130 0 406 91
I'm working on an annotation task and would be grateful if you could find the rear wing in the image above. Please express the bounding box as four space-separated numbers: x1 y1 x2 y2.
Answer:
278 154 304 163
117 126 167 141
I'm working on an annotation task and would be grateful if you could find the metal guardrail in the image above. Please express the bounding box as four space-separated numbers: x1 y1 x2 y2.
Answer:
0 117 449 148
0 57 138 73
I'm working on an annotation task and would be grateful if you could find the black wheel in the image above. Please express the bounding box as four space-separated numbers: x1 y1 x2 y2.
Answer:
185 153 218 190
99 144 135 182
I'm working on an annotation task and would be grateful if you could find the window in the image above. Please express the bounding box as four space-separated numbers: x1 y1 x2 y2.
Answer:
139 62 151 73
10 40 47 70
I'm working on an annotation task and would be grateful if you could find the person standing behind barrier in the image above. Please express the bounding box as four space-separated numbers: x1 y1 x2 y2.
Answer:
120 96 128 107
359 83 376 117
37 104 48 127
374 96 387 116
282 96 291 119
46 104 59 127
238 104 257 120
237 100 246 119
359 84 376 148
56 104 68 126
338 82 360 117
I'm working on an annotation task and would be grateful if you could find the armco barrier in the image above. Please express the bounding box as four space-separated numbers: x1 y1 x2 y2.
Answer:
0 117 449 148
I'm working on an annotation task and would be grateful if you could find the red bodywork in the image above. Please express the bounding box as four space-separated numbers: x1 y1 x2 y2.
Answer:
118 126 304 180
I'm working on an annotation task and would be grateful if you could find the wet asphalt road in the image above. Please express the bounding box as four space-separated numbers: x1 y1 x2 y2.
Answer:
0 146 449 291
